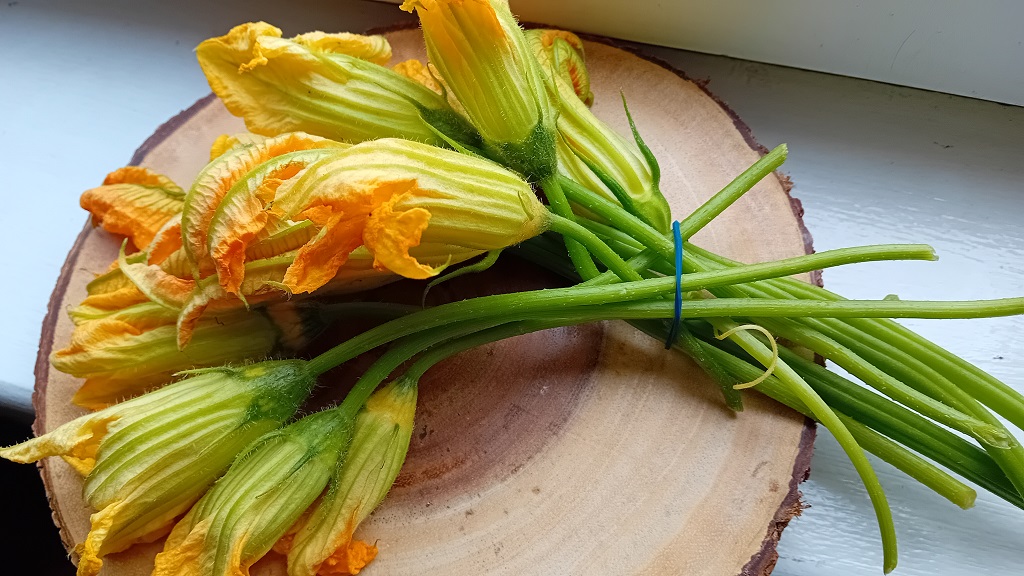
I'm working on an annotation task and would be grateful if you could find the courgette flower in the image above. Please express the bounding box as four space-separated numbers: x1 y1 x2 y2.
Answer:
527 29 672 233
197 22 473 146
281 375 418 576
53 300 330 409
0 360 315 576
401 0 558 180
205 137 550 294
153 405 356 576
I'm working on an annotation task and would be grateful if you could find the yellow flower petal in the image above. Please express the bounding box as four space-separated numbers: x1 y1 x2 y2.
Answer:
209 132 269 161
0 412 118 475
363 193 439 280
152 516 210 576
292 30 392 65
81 167 185 249
74 498 176 576
197 23 446 145
118 244 195 310
527 29 593 106
392 59 441 94
76 285 149 318
402 0 557 180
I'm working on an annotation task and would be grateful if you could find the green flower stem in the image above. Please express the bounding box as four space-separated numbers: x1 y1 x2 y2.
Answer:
676 144 789 240
679 246 1024 494
695 331 1021 508
560 175 675 258
707 318 898 574
547 213 646 282
750 316 1010 448
338 317 514 412
702 337 975 507
633 319 746 410
304 277 679 377
778 345 1021 508
540 175 601 279
688 242 1024 429
525 234 942 299
585 232 1024 499
560 297 1024 321
581 249 662 286
584 224 1024 433
396 302 972 513
518 236 1024 510
404 319 571 381
841 417 976 509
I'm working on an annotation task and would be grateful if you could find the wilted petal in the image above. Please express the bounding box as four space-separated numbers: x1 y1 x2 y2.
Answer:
197 22 457 146
81 167 185 249
207 147 345 294
180 131 342 278
363 192 439 280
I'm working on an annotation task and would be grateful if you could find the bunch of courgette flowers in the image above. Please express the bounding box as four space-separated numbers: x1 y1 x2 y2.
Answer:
6 1 1024 575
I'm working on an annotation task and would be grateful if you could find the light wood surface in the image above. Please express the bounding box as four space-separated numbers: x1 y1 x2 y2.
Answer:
35 28 814 575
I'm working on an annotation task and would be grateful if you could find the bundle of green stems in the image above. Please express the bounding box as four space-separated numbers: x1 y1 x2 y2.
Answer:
295 145 1024 574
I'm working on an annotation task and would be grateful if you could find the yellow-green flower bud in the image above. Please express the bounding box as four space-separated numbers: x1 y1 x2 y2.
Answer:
283 375 418 576
56 300 340 410
0 360 316 576
526 29 594 106
401 0 558 180
527 29 673 233
153 406 356 576
197 22 475 147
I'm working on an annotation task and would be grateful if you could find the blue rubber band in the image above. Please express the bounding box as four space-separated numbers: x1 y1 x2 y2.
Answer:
665 220 683 349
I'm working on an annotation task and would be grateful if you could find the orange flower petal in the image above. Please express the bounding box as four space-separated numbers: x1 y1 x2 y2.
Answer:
147 215 184 265
180 132 342 278
281 205 365 294
281 179 409 293
363 194 440 280
207 148 340 294
318 539 378 575
81 167 185 249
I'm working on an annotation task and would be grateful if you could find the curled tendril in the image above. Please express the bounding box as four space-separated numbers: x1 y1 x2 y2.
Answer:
716 324 779 389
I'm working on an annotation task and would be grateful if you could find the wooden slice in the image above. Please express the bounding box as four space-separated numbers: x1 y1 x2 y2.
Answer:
34 27 815 576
